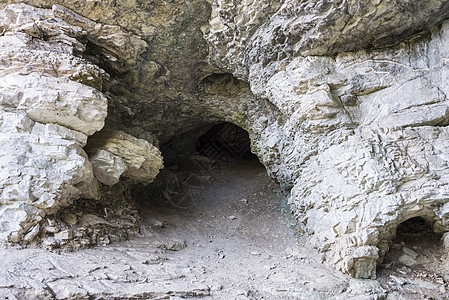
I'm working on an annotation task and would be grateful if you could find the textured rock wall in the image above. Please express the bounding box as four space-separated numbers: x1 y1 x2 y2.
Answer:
0 4 162 245
206 0 449 278
1 0 449 279
10 0 215 140
0 4 106 243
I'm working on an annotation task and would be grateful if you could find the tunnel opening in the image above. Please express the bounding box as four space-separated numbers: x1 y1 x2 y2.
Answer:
378 216 445 284
390 217 441 250
160 122 258 168
195 122 258 163
124 121 294 294
135 122 263 210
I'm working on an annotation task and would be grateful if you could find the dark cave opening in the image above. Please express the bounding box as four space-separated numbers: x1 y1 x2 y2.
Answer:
135 122 261 209
379 216 443 276
393 217 440 245
160 122 258 167
195 122 258 162
396 217 430 236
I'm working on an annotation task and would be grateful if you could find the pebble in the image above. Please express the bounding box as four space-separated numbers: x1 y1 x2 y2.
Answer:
54 229 73 241
152 220 165 228
156 240 187 251
211 284 223 291
390 275 407 285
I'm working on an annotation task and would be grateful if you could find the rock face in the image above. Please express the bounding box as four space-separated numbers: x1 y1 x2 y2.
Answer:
206 1 449 278
0 4 161 244
0 4 107 243
207 0 449 79
1 0 449 279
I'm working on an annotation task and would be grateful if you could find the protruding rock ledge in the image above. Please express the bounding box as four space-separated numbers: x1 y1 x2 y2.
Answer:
85 130 164 186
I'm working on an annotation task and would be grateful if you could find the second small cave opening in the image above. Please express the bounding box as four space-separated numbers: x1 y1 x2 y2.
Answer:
378 216 445 281
389 217 442 253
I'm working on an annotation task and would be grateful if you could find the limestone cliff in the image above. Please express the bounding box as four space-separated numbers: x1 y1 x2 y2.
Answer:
0 0 449 279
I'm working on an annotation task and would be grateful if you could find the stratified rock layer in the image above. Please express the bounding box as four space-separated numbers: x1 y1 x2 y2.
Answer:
0 4 107 243
206 1 449 278
0 4 162 244
86 130 163 186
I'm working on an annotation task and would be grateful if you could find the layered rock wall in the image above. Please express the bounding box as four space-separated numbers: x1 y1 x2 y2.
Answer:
206 0 449 277
0 4 162 245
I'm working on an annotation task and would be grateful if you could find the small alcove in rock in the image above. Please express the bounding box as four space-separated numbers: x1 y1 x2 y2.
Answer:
378 216 446 290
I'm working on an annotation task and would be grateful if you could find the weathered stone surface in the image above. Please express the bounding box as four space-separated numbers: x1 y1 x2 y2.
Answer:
85 130 164 186
206 0 449 80
10 0 215 141
51 4 148 73
54 229 73 241
221 13 449 278
0 4 107 243
238 18 449 277
0 3 168 245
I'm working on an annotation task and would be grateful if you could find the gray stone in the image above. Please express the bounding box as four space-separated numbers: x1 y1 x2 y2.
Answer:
443 232 449 249
156 240 187 251
398 247 419 267
54 229 73 241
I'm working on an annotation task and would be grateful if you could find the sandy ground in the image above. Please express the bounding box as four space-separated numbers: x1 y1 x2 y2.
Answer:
0 160 447 299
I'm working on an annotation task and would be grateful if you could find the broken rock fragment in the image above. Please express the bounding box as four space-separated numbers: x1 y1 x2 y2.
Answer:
86 130 164 186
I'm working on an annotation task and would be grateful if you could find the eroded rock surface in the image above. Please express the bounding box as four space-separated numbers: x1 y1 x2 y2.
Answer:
241 14 449 279
0 4 107 243
243 21 449 277
0 4 162 245
86 130 163 186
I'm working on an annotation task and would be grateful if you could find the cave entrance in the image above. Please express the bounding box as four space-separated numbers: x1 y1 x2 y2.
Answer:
160 122 258 167
137 122 262 210
378 216 444 280
394 217 436 243
131 122 289 288
195 122 257 163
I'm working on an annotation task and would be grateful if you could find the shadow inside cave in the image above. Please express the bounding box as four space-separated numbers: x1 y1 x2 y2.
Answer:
393 217 440 245
195 122 257 163
378 216 445 283
130 122 290 254
133 122 262 210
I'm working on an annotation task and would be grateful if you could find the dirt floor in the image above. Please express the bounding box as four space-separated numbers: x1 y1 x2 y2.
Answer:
0 159 448 299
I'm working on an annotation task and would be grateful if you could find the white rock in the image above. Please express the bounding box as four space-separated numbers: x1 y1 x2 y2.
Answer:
86 130 164 185
0 4 106 243
0 73 107 136
242 17 449 278
23 224 40 242
442 232 449 249
54 229 73 241
88 149 128 186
